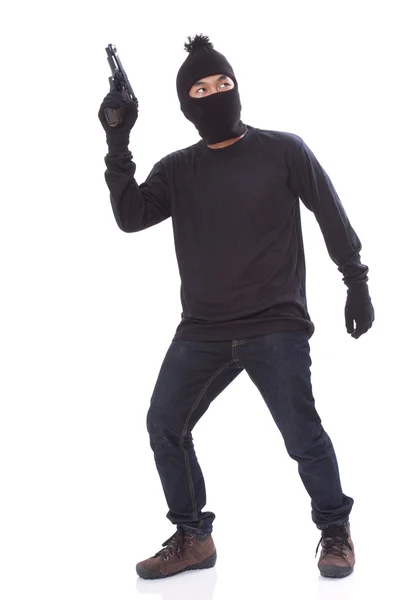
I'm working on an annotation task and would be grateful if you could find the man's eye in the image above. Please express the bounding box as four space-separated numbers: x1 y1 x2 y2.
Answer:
195 82 231 94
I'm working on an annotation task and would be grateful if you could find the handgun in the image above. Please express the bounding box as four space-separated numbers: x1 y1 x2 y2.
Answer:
104 43 139 128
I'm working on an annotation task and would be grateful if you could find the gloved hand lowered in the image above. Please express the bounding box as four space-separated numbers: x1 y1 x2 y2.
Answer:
98 91 138 148
345 283 375 339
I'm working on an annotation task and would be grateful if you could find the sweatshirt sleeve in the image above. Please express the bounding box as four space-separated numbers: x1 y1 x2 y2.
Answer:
286 135 369 288
103 145 171 233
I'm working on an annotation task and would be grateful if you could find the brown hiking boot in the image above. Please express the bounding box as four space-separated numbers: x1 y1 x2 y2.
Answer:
136 526 217 580
316 523 355 578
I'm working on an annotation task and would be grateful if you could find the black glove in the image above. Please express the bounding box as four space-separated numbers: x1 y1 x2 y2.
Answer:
345 283 375 339
98 91 138 148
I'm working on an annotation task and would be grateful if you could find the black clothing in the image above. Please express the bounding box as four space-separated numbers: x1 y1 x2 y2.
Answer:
345 283 374 338
179 85 247 145
176 34 237 103
98 91 138 148
176 34 246 144
102 125 369 341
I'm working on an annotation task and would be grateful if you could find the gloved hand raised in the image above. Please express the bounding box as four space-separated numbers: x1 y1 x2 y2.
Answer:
345 283 375 339
98 91 138 148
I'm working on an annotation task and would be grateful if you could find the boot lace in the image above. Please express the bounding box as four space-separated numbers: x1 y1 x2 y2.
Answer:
315 524 352 558
155 527 194 561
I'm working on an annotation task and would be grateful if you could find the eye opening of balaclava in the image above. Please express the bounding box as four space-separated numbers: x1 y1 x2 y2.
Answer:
176 34 247 145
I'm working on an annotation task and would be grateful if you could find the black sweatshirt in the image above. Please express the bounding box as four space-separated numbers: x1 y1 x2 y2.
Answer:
103 125 369 341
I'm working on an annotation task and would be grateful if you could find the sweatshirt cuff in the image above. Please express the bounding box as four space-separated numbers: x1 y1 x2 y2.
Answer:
106 142 131 155
347 282 371 302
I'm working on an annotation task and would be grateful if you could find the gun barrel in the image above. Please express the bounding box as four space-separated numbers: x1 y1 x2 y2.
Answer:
107 56 117 73
104 43 138 104
106 44 118 73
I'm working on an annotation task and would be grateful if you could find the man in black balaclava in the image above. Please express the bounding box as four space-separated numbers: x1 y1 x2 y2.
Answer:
98 34 374 582
176 34 247 144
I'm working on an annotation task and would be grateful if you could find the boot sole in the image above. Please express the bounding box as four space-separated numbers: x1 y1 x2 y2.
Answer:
319 564 353 578
136 550 217 580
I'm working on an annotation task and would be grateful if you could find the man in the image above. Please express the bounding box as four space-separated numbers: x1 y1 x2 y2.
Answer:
98 34 374 580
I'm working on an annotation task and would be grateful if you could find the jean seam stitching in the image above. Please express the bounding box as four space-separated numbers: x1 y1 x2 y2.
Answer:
180 358 237 522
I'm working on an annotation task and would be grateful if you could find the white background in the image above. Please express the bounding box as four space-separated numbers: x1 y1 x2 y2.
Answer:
1 1 399 599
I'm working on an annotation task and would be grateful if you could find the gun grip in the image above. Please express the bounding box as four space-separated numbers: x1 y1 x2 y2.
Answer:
104 107 124 127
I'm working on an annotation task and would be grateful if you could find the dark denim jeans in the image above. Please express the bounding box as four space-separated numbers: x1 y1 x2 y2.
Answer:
146 331 353 535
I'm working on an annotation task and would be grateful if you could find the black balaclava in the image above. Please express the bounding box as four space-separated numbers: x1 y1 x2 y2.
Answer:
176 34 247 144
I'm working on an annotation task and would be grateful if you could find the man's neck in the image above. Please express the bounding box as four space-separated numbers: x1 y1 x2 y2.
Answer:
207 128 248 149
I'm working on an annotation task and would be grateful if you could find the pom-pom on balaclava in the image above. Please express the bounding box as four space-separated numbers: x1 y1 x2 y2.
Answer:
176 34 247 144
